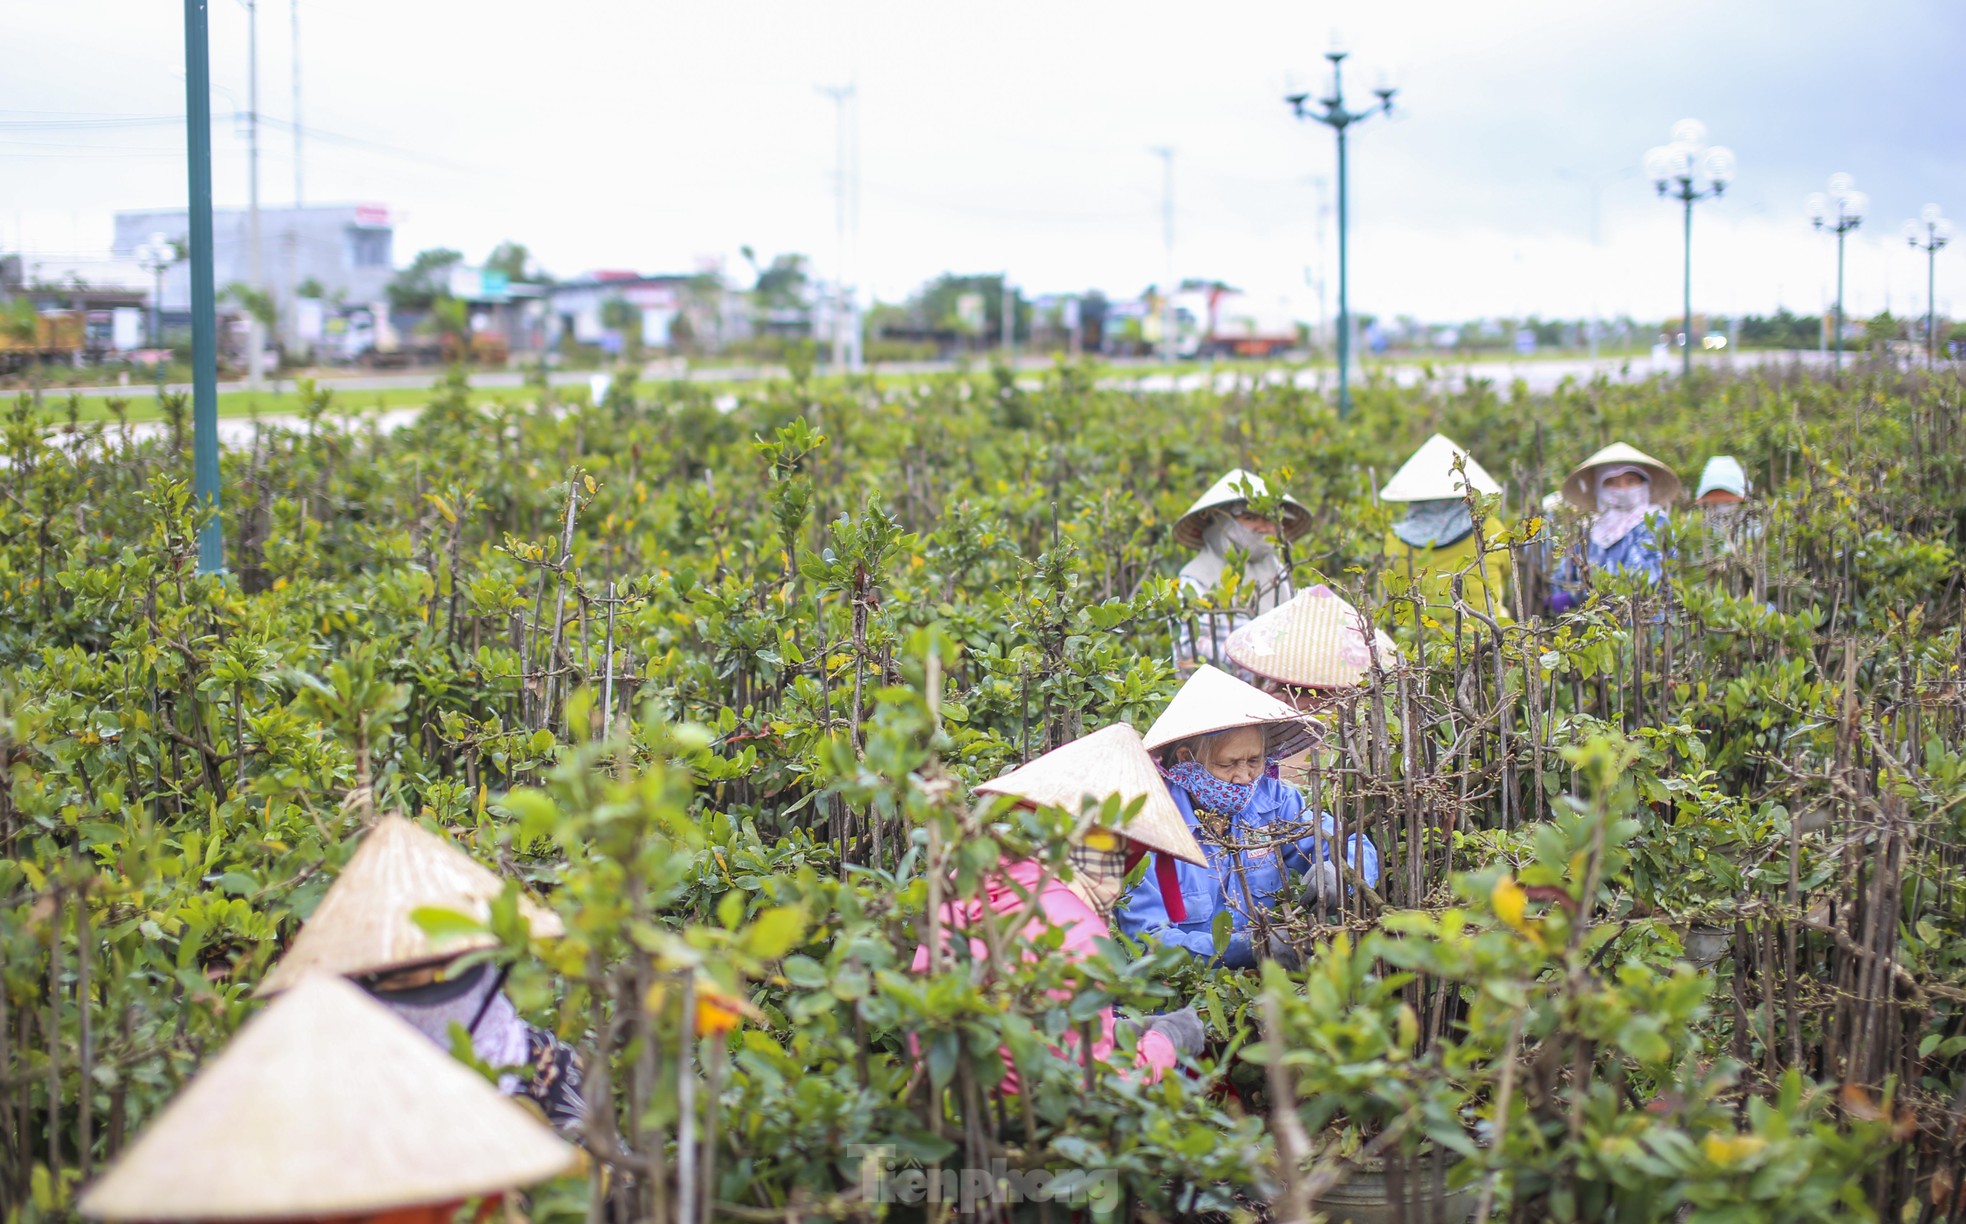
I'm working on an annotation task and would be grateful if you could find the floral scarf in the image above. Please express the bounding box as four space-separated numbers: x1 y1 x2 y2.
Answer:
1590 465 1659 549
1160 761 1257 821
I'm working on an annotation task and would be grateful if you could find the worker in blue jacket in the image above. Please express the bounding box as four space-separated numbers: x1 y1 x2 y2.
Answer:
1116 720 1379 967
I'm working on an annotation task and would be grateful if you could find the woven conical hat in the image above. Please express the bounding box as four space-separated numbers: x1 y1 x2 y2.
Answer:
1172 469 1312 548
975 723 1206 865
1561 442 1682 510
78 974 577 1220
1379 433 1503 502
260 814 564 995
1225 585 1399 690
1142 664 1319 760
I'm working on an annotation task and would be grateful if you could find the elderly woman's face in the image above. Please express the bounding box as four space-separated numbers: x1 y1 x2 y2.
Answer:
1602 471 1647 490
1202 726 1267 784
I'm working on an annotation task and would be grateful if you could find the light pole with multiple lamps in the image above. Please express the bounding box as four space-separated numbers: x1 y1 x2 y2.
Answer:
1644 120 1735 385
135 232 180 397
1903 204 1953 367
1287 36 1394 421
1807 174 1866 370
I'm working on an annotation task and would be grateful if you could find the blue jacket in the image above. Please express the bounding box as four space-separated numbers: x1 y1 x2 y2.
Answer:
1551 514 1667 610
1116 775 1380 967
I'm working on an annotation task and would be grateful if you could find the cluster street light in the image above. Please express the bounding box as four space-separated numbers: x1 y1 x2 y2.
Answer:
134 232 181 396
1287 35 1395 421
1903 204 1953 367
1807 174 1867 370
1644 120 1736 385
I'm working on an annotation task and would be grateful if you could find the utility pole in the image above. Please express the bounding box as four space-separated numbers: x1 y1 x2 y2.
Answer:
185 0 224 574
1001 275 1014 360
245 0 265 390
291 0 301 209
1151 146 1175 364
287 0 301 358
819 84 858 372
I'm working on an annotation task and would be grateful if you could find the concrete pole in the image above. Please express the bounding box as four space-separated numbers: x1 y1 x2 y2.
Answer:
1153 146 1174 364
246 0 264 389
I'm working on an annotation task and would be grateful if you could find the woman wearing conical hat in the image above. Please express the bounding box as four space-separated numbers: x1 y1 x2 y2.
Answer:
1170 469 1312 671
1548 442 1681 613
1117 666 1380 969
260 813 585 1132
1377 433 1512 624
78 974 576 1223
1224 584 1400 704
911 724 1213 1091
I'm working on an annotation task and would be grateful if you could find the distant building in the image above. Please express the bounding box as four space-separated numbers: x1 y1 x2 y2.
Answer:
111 202 395 313
547 273 748 352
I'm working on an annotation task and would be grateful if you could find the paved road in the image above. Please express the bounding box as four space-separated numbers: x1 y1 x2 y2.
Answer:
45 349 1836 450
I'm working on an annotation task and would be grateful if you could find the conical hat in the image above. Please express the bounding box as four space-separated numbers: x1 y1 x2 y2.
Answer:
1561 442 1682 510
1695 455 1749 500
974 723 1206 865
1172 469 1312 548
77 974 577 1220
1142 664 1319 760
260 814 564 995
1379 433 1503 502
1225 585 1399 690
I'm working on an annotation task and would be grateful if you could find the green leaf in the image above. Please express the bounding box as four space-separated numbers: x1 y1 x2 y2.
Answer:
409 905 488 942
745 905 806 960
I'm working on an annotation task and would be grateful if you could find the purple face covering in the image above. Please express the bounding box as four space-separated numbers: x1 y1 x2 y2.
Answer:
1161 761 1257 817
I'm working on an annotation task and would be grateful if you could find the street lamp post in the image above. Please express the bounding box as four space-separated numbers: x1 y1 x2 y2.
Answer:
1644 120 1735 386
1903 204 1953 367
1807 174 1866 371
135 232 179 398
1287 35 1395 421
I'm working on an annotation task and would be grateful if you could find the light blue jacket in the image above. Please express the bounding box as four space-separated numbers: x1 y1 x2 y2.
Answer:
1551 513 1668 610
1116 775 1380 966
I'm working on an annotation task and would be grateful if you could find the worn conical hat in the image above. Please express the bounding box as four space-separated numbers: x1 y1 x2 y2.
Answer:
78 974 577 1220
1225 585 1399 690
1379 433 1503 502
1561 442 1682 510
1142 664 1319 760
1172 468 1312 548
260 814 564 995
975 723 1207 865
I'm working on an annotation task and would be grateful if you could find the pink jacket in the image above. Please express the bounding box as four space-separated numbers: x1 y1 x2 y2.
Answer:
909 857 1178 1094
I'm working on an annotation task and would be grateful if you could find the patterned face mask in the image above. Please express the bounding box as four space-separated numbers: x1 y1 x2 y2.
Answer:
1067 836 1132 914
1161 760 1257 817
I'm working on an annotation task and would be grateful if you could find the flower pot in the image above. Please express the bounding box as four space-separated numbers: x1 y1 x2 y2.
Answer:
1315 1155 1478 1224
1680 926 1731 969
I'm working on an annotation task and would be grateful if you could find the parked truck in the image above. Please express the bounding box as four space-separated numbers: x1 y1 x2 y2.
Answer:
1173 288 1301 359
0 308 86 374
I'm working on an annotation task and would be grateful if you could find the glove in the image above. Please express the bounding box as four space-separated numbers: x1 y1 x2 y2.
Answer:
1264 933 1303 971
1140 1006 1206 1056
1302 861 1340 908
1219 935 1259 969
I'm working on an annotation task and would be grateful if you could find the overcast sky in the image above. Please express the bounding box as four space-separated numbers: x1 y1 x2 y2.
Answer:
6 0 1964 325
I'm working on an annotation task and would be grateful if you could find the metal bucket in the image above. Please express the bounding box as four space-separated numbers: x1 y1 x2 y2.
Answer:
1314 1156 1479 1224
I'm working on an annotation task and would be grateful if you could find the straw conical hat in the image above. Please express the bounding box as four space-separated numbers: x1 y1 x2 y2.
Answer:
975 723 1206 865
78 974 577 1220
260 814 564 995
1561 442 1682 510
1142 664 1319 760
1225 585 1399 690
1172 469 1312 548
1379 433 1503 502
